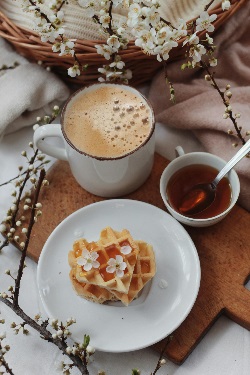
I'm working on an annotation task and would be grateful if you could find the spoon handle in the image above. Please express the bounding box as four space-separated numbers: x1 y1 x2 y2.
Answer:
212 139 250 187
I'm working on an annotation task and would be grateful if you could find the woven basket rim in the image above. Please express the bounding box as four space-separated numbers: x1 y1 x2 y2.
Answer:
0 0 247 86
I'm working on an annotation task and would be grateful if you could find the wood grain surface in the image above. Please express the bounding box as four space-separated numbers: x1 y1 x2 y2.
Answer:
15 153 250 364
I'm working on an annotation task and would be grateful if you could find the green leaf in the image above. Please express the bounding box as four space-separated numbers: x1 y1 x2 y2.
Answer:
83 334 90 348
131 369 140 375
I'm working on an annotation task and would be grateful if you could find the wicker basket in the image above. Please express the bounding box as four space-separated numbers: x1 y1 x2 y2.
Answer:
0 0 247 87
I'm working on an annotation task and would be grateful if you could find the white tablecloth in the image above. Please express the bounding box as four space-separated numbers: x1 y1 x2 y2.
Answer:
1 125 250 375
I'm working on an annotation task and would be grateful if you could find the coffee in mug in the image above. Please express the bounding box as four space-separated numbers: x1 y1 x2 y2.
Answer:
63 84 153 159
33 83 155 197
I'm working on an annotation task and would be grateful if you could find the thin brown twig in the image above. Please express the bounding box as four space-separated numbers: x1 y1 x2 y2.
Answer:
0 160 49 188
1 167 90 374
0 356 15 375
204 0 216 11
0 339 15 375
27 0 82 68
0 298 89 375
0 151 38 252
201 61 246 145
163 61 175 103
151 336 172 375
13 169 45 308
107 1 114 35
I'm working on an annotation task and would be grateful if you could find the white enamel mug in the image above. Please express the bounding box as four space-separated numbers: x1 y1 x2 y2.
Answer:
160 146 240 227
33 83 155 197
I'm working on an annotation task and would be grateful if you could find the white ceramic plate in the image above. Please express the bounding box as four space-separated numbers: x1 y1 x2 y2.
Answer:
37 199 200 352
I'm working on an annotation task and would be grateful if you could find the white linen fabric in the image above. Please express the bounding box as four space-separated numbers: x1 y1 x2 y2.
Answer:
0 38 70 137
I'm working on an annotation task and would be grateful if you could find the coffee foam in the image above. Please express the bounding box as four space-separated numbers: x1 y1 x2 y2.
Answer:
64 85 153 158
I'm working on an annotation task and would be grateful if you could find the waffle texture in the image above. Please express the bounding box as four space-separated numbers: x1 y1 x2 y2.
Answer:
68 227 156 305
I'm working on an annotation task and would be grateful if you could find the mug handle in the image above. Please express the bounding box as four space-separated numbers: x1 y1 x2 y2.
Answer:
33 124 68 161
175 146 185 158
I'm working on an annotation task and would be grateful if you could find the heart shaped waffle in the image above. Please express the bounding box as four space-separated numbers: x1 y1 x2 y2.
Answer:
73 227 139 293
111 240 156 306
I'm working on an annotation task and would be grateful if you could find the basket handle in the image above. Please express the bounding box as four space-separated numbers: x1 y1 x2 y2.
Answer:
33 124 68 161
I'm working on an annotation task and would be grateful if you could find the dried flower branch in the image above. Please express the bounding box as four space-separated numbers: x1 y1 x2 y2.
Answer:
13 168 45 307
0 106 60 189
23 0 84 76
0 167 91 374
0 106 61 252
201 61 246 145
0 332 13 375
20 0 248 147
151 335 172 375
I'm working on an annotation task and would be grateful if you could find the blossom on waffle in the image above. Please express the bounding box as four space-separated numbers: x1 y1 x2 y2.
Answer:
196 11 217 33
106 255 127 278
120 244 132 255
76 249 100 272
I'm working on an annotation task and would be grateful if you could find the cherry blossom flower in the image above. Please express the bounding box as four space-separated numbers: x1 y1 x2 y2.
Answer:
52 40 75 56
141 6 160 27
189 43 206 64
205 33 213 45
209 57 217 67
95 44 113 60
120 244 132 255
109 60 125 70
157 26 173 45
222 1 231 11
196 11 217 33
106 255 127 277
113 0 127 7
173 18 188 39
76 249 100 272
100 12 111 29
127 3 142 28
107 35 121 51
154 40 178 62
50 10 64 25
183 32 199 46
68 64 80 77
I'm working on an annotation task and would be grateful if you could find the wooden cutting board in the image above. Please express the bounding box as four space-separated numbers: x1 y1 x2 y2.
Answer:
16 153 250 364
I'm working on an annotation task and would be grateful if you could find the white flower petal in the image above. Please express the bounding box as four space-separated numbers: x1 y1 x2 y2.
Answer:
115 255 123 263
76 257 85 266
82 249 89 257
83 262 92 271
116 269 124 278
120 262 127 271
106 265 115 273
107 258 116 266
91 251 99 261
92 260 100 268
120 245 132 255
